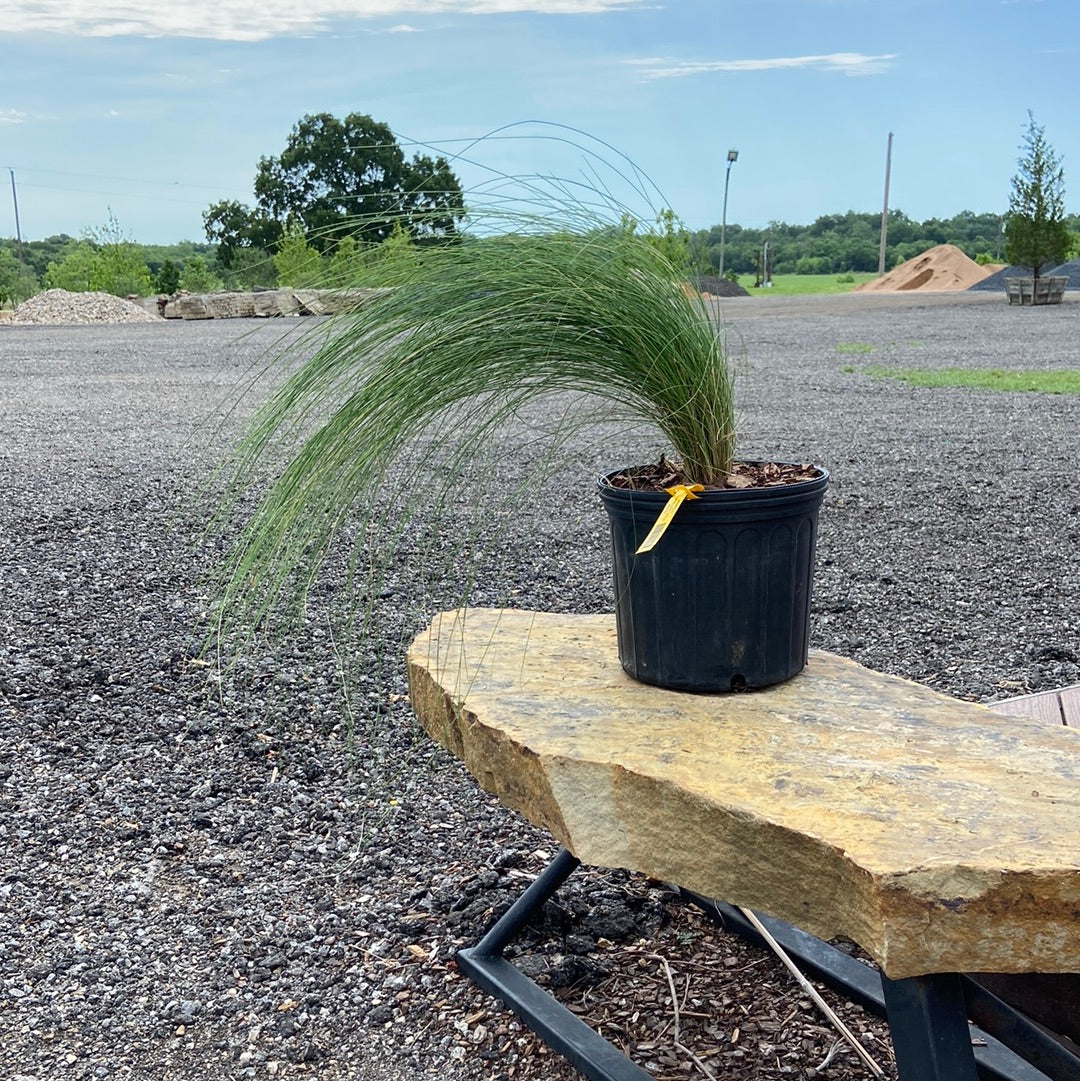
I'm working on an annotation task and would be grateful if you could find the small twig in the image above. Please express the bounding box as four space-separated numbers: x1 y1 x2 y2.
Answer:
680 972 693 1012
737 907 886 1079
647 954 718 1081
817 1037 845 1071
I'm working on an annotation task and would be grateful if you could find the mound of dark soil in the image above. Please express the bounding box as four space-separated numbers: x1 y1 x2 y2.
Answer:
966 261 1075 291
1045 259 1080 288
693 274 751 297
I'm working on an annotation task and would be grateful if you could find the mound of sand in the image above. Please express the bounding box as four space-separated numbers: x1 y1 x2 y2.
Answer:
855 244 994 293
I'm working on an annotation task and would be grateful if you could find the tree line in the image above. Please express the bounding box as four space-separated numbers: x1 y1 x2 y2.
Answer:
11 204 1074 307
699 114 1076 279
2 111 1074 307
0 112 464 307
691 207 1079 279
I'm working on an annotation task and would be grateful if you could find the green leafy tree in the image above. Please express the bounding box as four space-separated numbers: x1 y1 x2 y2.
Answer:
1004 112 1069 279
349 221 420 287
205 112 465 257
85 211 152 296
40 215 152 296
178 254 224 293
4 234 77 279
0 249 40 306
398 152 468 243
645 209 692 273
325 235 362 286
222 247 277 290
44 243 99 291
795 256 829 274
202 199 280 270
154 259 181 294
272 221 323 286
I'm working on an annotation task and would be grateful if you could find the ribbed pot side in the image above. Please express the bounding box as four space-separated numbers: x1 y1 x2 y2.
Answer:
598 467 829 693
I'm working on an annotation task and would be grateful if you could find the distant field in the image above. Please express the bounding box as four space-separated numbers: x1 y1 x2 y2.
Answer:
734 272 879 296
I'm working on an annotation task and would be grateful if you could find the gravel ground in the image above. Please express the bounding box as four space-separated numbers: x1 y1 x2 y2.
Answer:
2 293 1078 1081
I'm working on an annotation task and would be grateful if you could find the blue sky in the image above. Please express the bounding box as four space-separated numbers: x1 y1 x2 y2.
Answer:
2 0 1075 245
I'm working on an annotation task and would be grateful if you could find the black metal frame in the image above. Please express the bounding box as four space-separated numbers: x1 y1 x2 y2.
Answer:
686 893 1077 1081
456 848 1078 1081
457 848 653 1081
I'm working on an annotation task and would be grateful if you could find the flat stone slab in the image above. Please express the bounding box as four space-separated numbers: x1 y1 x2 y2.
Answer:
407 608 1080 980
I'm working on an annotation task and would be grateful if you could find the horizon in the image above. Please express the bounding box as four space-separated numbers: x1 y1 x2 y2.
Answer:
1 203 1022 249
3 0 1075 247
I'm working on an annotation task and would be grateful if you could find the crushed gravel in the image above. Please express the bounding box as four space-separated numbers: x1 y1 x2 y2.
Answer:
1047 259 1080 289
967 260 1080 292
2 293 1078 1081
11 288 162 325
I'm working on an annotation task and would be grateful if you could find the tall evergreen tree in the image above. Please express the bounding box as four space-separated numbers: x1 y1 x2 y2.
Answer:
1004 112 1069 279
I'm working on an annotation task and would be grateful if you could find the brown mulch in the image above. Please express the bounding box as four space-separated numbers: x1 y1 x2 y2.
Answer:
605 457 823 492
435 861 897 1080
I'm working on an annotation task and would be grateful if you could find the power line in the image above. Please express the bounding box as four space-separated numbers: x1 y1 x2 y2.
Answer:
7 165 230 193
15 180 221 207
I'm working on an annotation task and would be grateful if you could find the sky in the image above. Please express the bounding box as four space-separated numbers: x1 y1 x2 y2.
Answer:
2 0 1076 245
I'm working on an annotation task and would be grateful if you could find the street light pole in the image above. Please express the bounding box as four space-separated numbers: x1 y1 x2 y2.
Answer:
718 148 738 279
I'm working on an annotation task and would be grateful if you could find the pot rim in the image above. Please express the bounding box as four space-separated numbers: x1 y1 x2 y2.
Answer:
597 460 829 500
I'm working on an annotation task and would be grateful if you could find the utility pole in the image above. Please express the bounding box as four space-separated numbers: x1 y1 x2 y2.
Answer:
877 132 893 276
9 168 24 266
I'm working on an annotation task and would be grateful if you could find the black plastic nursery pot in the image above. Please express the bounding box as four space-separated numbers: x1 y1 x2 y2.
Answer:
598 465 829 693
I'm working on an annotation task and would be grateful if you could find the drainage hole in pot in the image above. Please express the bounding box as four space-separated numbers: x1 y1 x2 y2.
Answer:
730 674 747 692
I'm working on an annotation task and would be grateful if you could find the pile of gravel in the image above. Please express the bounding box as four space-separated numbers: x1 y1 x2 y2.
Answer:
1046 258 1080 288
1 302 1077 1081
966 265 1026 291
10 288 161 325
694 274 751 298
966 260 1080 292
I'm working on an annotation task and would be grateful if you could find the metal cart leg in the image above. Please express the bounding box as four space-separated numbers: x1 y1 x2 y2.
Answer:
882 972 980 1081
456 848 654 1081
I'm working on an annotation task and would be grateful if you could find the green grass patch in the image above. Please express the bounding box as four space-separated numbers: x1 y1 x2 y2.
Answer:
836 341 874 354
736 272 878 296
860 366 1080 394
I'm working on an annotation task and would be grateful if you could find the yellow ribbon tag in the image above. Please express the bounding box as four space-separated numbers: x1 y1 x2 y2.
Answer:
635 484 704 554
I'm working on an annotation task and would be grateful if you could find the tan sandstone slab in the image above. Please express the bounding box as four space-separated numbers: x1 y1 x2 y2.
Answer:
407 608 1080 980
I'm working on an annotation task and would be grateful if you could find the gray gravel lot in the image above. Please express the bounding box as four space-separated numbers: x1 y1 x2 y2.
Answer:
1 292 1078 1081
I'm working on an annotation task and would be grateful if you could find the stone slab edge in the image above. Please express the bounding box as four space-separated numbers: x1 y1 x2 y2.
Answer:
407 608 1080 979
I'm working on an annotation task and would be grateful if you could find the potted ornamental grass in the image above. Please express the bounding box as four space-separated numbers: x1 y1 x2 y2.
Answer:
215 169 827 694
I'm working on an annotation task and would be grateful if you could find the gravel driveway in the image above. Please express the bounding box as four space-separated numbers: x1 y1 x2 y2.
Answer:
2 293 1078 1081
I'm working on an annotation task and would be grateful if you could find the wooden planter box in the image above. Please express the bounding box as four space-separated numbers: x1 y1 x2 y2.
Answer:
1005 275 1068 305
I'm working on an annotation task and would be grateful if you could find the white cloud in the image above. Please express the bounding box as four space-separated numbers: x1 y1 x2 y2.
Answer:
0 109 28 124
630 52 897 79
6 0 643 41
